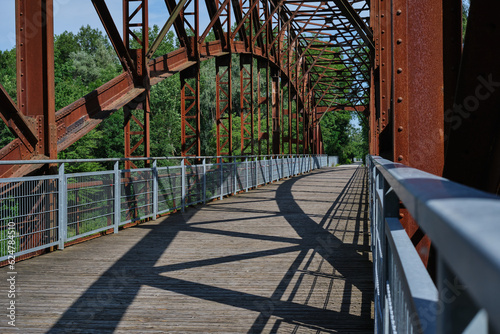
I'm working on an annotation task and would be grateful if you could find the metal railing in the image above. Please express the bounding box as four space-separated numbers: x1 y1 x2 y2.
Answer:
368 155 500 333
0 154 329 262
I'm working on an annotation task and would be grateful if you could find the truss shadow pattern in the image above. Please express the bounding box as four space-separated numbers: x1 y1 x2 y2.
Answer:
6 165 373 333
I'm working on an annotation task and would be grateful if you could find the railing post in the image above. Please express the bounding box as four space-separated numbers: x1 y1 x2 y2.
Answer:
233 158 237 195
254 157 258 187
203 158 207 204
181 158 186 212
270 156 273 182
245 157 249 192
58 163 66 250
220 159 224 200
152 159 158 220
281 156 284 180
114 161 120 233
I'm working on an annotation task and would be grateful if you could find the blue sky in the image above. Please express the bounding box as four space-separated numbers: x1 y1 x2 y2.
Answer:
0 1 203 51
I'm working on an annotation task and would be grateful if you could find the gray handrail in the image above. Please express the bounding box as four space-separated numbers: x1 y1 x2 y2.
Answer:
368 155 500 333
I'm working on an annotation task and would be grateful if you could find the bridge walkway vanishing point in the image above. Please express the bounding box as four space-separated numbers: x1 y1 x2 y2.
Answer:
2 164 373 333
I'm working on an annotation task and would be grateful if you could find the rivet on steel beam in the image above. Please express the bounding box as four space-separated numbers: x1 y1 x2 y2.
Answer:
397 39 403 44
397 9 402 15
382 95 386 99
397 68 403 74
381 30 385 34
382 63 385 66
381 14 385 18
382 79 385 82
382 47 385 51
382 118 386 122
398 126 404 132
399 213 404 219
397 97 403 103
398 155 404 161
382 111 386 115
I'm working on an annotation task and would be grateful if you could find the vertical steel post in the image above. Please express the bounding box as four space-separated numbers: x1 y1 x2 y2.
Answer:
254 156 258 187
202 158 206 204
58 163 65 249
152 159 158 219
114 161 121 233
181 66 201 157
181 158 186 212
233 158 237 194
219 159 224 200
216 55 233 158
180 0 201 157
245 157 249 192
240 54 254 155
16 0 57 163
123 0 150 170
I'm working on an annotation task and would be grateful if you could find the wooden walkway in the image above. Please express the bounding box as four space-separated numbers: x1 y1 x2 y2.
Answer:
1 164 373 333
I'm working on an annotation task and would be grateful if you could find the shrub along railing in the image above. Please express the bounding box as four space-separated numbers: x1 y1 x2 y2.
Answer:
0 155 329 262
368 155 500 333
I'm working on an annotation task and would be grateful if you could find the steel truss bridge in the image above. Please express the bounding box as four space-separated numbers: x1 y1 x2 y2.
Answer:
1 0 500 333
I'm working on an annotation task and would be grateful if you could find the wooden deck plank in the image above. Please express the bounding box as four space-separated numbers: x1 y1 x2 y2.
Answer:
1 165 373 333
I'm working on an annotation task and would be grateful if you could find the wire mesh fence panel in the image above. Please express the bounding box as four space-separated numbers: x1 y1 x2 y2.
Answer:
236 161 246 192
120 168 154 224
157 166 182 214
185 164 203 206
0 155 327 260
221 162 234 196
0 176 59 261
66 171 115 241
273 159 280 180
205 163 221 201
249 160 257 188
257 159 266 185
283 158 290 178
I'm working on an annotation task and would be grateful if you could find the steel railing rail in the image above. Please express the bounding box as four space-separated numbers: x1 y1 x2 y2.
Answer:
368 155 500 334
0 154 330 263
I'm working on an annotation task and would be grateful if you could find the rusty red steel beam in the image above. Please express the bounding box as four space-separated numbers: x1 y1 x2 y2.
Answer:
0 0 59 179
92 0 137 78
199 0 230 44
123 0 151 169
202 0 226 45
164 0 191 53
0 84 37 152
327 0 374 51
147 0 188 59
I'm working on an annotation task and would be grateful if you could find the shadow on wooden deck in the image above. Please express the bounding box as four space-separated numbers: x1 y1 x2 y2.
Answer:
24 166 372 333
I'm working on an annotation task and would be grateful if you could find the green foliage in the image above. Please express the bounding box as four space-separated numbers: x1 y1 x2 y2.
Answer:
462 0 470 40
